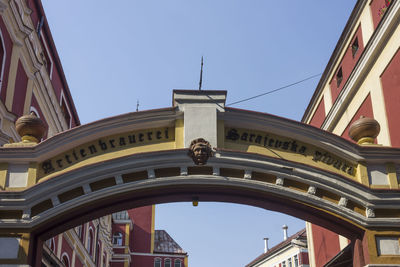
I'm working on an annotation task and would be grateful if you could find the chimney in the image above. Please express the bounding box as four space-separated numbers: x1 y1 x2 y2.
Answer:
282 225 288 240
263 237 269 253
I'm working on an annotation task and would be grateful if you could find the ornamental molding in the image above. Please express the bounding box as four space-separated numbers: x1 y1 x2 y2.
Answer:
9 0 33 37
0 149 399 232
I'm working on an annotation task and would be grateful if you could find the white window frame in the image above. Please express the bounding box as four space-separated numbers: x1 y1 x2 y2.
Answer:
61 252 70 267
165 258 171 267
112 232 123 246
29 106 40 118
294 254 299 267
60 90 72 128
0 29 7 93
45 237 55 252
154 257 162 267
87 227 94 256
75 225 82 239
174 259 182 267
39 31 54 80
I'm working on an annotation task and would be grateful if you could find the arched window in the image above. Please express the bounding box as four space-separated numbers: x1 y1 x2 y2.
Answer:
112 232 123 246
103 252 106 267
165 258 171 267
45 238 55 252
0 29 6 92
96 241 100 266
154 258 161 267
61 253 70 267
87 228 94 255
60 90 72 128
174 259 182 267
75 225 82 239
29 106 40 118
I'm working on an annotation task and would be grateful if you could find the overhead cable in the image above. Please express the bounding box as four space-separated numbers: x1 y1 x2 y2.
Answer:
227 73 322 106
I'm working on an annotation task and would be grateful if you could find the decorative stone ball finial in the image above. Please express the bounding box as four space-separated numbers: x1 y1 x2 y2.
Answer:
349 116 380 145
15 112 46 143
188 138 213 165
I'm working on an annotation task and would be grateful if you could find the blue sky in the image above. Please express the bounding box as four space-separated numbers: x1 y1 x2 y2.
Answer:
42 1 357 266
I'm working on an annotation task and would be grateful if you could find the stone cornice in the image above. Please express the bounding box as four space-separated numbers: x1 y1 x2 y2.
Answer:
1 149 399 233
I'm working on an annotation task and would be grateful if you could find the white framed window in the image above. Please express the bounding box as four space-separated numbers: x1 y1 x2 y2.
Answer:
294 255 299 267
165 258 171 267
288 257 292 267
75 225 83 239
0 29 7 92
45 237 55 252
61 252 70 267
112 232 123 246
154 258 161 267
29 106 40 118
174 259 182 267
60 90 72 128
87 227 94 256
282 260 286 267
95 241 101 265
39 31 53 79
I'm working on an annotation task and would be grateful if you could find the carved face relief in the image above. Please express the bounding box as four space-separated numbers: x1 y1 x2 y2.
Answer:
188 138 213 165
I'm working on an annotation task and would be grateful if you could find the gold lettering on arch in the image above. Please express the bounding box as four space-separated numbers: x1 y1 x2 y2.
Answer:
39 127 175 178
225 128 356 177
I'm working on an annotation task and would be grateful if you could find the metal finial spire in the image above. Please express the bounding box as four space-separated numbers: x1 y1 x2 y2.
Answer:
136 100 139 112
199 56 203 91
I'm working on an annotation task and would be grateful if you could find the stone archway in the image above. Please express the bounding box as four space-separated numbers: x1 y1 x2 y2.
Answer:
1 90 400 267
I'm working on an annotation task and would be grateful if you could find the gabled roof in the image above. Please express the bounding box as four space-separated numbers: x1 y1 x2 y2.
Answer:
153 230 187 255
246 228 307 267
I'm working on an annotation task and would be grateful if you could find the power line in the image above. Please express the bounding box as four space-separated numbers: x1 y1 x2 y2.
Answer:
227 73 322 106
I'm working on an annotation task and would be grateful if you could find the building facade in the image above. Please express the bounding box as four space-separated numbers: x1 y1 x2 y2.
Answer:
111 207 188 267
0 0 79 144
247 228 309 267
0 1 186 266
302 0 400 266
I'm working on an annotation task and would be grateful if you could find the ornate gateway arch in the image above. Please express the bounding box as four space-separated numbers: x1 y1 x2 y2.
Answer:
0 90 400 267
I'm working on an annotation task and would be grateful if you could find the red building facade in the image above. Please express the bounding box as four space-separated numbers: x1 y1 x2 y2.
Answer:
303 0 400 266
0 1 187 267
111 207 188 267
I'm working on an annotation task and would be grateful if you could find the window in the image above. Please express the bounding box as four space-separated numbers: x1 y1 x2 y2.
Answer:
29 106 40 118
336 67 343 87
96 241 100 266
288 257 292 267
87 228 94 255
112 232 123 246
165 259 171 267
61 253 70 267
0 29 6 91
174 259 182 267
294 255 299 267
75 225 82 239
60 91 72 128
282 260 286 267
39 32 53 78
154 258 161 267
351 37 359 58
45 238 55 252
